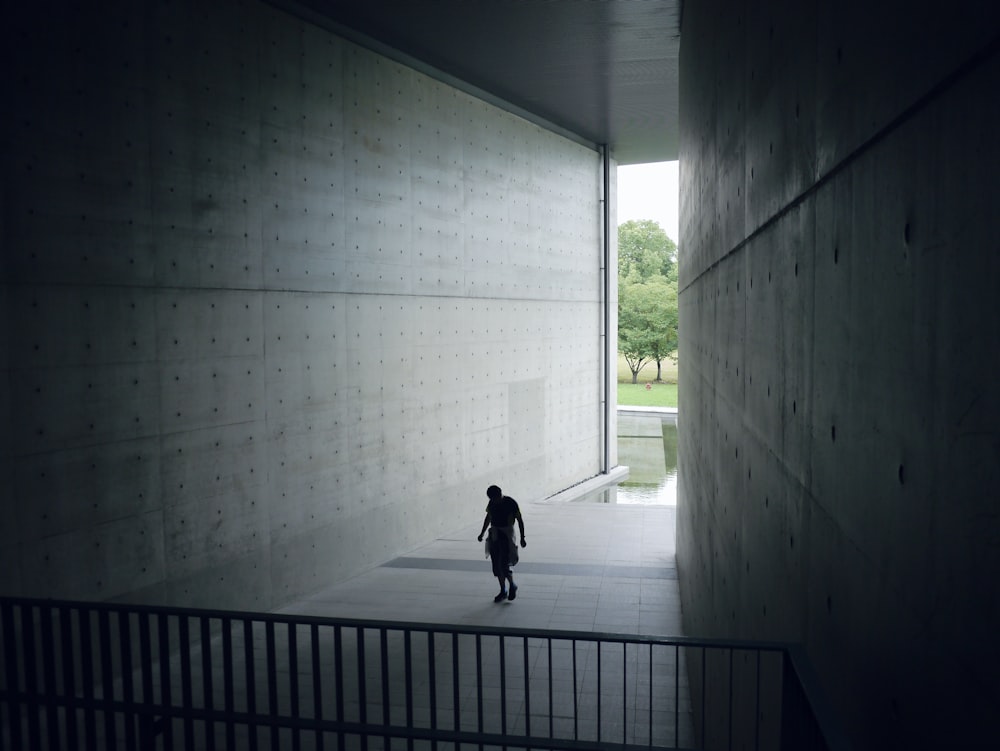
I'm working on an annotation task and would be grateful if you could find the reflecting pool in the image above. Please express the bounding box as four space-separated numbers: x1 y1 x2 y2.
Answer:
576 411 678 505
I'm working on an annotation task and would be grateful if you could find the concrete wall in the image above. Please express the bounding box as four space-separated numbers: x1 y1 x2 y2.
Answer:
677 1 1000 747
1 0 611 611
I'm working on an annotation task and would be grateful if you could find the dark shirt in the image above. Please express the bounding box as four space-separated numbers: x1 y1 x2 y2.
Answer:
486 496 521 527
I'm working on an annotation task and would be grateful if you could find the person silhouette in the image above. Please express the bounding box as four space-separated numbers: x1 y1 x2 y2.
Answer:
477 485 527 602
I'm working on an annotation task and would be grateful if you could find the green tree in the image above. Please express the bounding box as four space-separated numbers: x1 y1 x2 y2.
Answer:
648 274 678 381
618 277 678 383
650 264 679 380
618 219 677 283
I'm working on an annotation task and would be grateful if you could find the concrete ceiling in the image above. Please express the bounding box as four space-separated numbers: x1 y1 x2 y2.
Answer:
287 0 682 165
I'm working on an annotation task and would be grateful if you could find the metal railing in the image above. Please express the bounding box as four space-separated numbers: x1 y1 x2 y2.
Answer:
0 596 848 750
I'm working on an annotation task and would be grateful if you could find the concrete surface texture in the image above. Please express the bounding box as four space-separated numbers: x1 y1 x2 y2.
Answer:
0 0 615 612
677 1 1000 748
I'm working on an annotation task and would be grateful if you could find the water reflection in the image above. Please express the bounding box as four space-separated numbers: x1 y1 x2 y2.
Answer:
576 413 678 505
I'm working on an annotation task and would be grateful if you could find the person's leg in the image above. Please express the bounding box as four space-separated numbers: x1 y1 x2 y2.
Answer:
489 532 507 601
492 534 513 601
506 572 517 600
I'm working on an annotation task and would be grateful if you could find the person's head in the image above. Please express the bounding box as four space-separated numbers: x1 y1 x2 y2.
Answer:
487 485 502 501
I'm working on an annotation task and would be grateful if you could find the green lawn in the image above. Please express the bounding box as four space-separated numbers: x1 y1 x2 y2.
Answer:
617 381 677 408
616 354 678 407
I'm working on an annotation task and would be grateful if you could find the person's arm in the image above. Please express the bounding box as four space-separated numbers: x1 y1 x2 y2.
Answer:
516 508 526 547
477 513 490 541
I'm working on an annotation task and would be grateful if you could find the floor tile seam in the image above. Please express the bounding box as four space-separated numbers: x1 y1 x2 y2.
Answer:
384 557 678 580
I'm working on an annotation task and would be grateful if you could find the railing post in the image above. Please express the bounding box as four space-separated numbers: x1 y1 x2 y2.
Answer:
381 628 391 749
62 605 80 749
266 621 280 751
119 610 137 750
21 604 40 748
572 639 578 741
356 626 367 751
474 633 483 745
40 604 60 748
427 630 437 751
2 602 24 751
700 645 706 748
0 596 852 751
135 612 165 747
596 640 602 742
243 618 257 751
755 650 762 751
288 621 300 751
158 612 174 749
453 633 461 737
405 629 414 750
223 617 235 749
499 634 506 741
309 623 323 751
81 607 97 748
523 635 531 740
137 613 153 748
729 647 734 751
333 625 343 751
98 609 117 748
200 616 215 751
673 644 679 749
622 641 627 745
547 638 554 741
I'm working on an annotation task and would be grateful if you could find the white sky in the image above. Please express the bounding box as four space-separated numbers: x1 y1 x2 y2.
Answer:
616 161 680 243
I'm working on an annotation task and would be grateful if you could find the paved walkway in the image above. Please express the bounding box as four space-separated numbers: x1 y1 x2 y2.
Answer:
274 499 694 750
277 500 683 637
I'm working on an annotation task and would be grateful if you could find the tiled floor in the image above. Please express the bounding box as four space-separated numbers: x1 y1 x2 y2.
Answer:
20 496 694 750
272 500 695 749
278 501 683 637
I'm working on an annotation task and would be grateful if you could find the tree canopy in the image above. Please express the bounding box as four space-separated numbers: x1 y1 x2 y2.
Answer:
618 276 678 383
617 219 679 383
618 219 677 283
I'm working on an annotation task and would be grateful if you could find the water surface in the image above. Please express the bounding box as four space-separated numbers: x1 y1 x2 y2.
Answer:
577 413 678 505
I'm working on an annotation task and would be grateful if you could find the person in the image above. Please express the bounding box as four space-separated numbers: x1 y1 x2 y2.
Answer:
477 485 527 602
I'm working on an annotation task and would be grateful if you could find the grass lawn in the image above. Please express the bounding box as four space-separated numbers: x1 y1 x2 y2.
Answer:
618 382 677 408
616 353 678 408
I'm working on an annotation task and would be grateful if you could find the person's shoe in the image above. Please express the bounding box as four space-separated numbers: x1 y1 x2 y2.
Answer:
508 583 518 601
494 590 507 603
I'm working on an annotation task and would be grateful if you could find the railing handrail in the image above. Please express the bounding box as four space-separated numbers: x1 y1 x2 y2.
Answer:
1 595 849 750
0 594 792 653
